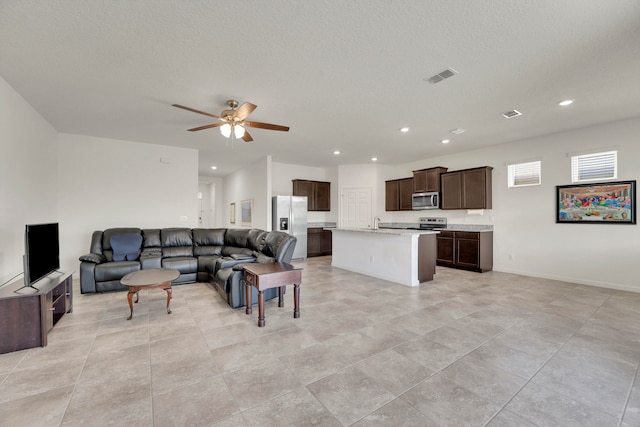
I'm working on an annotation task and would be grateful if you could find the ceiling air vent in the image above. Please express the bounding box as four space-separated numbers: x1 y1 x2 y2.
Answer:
449 128 465 135
425 67 458 84
501 110 522 119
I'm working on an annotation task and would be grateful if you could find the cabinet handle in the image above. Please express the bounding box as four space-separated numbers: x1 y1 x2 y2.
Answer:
48 308 56 311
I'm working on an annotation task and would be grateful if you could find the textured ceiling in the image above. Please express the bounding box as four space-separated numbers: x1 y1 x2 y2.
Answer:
1 0 639 177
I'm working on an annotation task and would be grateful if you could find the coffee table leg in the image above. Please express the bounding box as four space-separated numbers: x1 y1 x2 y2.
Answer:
165 286 172 314
258 290 265 327
127 288 135 320
293 283 300 319
245 280 252 315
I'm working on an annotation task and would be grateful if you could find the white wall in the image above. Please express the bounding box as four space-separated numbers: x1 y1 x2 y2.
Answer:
0 77 59 285
58 134 198 274
375 117 640 292
223 156 271 230
272 162 338 224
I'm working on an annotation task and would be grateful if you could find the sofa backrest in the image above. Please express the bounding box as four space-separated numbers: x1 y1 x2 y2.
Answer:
142 229 162 249
161 228 193 257
101 228 142 262
262 231 297 263
222 229 253 256
193 228 226 256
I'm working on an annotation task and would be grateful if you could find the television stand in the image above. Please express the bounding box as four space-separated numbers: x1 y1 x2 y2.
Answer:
0 271 73 354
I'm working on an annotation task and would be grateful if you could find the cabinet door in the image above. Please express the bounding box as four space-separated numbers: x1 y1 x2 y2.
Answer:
456 237 480 269
413 170 427 193
307 228 322 257
436 237 455 265
440 172 462 209
399 178 414 210
425 168 443 192
293 180 314 210
321 230 332 255
385 180 399 211
314 181 331 211
463 169 488 209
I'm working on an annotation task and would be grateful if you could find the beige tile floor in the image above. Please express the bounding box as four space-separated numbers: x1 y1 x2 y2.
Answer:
1 256 639 426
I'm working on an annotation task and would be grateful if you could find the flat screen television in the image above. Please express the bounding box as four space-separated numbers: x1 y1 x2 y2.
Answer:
23 223 60 289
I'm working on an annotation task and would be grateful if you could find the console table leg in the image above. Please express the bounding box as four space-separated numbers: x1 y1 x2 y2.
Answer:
258 291 265 327
278 286 285 307
293 283 300 319
245 280 252 315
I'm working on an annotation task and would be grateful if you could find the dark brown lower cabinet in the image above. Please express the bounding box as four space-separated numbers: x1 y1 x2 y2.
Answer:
436 231 493 272
307 228 332 257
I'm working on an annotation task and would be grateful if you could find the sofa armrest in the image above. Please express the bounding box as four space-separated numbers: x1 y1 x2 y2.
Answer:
79 253 105 264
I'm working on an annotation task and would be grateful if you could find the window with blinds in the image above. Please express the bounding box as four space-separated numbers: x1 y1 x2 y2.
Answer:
508 160 541 188
571 150 617 183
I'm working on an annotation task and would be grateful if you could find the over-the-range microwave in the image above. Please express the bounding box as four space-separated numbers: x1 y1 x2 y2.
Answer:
412 191 440 210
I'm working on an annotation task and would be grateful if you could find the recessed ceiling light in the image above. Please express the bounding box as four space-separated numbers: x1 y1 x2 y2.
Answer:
441 139 450 144
400 127 410 133
449 128 465 135
557 99 574 106
211 166 217 170
371 157 378 162
333 150 340 155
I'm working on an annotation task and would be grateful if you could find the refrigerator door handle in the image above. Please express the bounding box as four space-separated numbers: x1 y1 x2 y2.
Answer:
289 196 294 236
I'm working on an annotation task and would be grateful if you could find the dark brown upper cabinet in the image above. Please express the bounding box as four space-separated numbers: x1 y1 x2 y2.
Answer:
440 166 493 210
385 177 414 211
413 167 448 193
292 179 331 211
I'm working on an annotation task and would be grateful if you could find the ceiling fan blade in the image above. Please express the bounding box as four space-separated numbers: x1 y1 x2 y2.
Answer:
244 121 290 132
242 130 254 142
187 123 224 132
233 102 257 120
172 104 220 119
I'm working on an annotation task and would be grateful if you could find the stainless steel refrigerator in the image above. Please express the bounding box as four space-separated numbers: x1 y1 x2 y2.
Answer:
272 195 307 260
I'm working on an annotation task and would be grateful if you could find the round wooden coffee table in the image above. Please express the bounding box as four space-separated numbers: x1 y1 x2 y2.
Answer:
120 268 180 320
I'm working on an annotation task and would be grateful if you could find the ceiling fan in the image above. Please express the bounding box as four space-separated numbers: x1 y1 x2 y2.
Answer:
172 99 289 142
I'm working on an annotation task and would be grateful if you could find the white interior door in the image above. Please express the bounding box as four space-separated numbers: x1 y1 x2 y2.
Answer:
341 187 372 228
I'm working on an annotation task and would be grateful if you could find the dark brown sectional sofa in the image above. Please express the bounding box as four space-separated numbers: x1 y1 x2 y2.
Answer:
78 227 297 308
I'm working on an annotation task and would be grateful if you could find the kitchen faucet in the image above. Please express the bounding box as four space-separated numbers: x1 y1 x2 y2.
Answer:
373 216 381 229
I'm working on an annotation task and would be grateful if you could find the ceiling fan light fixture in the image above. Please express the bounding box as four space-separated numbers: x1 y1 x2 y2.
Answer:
234 125 245 139
220 123 232 138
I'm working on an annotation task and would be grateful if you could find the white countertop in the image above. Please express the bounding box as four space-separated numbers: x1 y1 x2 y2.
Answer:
330 227 440 236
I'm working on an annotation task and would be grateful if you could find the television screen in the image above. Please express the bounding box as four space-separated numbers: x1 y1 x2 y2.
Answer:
25 223 60 287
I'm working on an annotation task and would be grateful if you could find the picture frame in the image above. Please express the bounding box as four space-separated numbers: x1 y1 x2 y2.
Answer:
241 199 253 226
230 203 236 224
556 180 636 224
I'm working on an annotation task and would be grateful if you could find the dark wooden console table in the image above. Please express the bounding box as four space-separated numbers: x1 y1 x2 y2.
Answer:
243 262 302 327
0 272 73 354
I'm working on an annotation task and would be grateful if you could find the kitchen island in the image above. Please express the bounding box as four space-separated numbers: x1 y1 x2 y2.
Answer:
330 228 439 287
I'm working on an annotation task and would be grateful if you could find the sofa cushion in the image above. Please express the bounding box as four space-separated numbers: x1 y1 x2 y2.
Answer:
95 261 140 282
111 234 143 261
142 229 161 248
225 229 250 248
247 229 268 252
162 256 197 274
193 228 226 256
161 228 193 257
222 246 253 257
263 232 288 258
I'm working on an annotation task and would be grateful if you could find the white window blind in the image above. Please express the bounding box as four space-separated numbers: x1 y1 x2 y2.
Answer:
571 150 617 182
508 160 541 188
